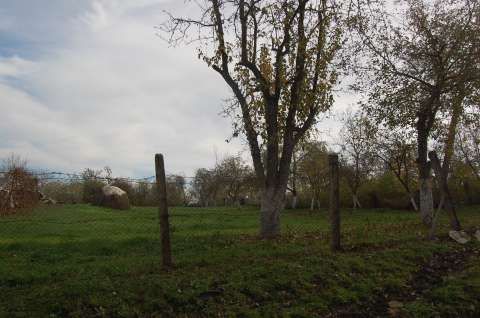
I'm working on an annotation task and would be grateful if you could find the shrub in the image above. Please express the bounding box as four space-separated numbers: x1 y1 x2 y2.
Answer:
111 179 134 201
82 180 105 205
131 182 151 206
0 167 39 215
40 181 83 204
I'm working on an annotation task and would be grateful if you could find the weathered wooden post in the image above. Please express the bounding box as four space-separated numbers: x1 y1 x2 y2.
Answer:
155 154 173 268
328 153 341 251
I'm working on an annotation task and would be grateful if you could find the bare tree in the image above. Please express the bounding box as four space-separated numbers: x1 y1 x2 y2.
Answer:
1 154 27 172
162 0 345 237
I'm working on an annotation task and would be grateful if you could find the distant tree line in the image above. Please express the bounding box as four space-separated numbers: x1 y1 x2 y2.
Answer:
6 108 480 212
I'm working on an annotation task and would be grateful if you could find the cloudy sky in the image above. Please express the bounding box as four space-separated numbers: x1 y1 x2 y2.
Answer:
0 0 355 178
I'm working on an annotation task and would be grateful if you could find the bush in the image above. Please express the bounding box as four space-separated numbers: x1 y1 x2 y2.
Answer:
40 181 83 204
0 167 39 215
82 180 105 205
111 179 134 201
130 182 151 206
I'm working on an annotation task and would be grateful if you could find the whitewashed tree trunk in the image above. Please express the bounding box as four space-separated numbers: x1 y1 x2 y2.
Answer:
292 195 298 209
419 177 434 225
410 196 418 211
355 195 362 209
260 188 284 238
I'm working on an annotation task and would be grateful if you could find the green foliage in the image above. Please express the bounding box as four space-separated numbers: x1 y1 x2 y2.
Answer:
191 155 255 207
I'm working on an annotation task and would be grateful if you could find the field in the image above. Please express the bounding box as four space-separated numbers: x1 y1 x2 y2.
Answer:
1 204 480 317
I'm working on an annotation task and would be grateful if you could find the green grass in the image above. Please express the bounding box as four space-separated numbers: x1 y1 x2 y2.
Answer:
0 204 479 317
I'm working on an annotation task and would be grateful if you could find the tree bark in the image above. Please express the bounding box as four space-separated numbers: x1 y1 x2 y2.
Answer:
291 192 298 209
419 177 434 225
355 195 362 209
352 193 361 210
429 194 445 240
260 187 284 238
417 121 433 226
429 151 461 231
410 195 418 211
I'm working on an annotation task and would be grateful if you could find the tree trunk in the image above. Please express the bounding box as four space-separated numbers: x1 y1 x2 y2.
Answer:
429 151 461 231
352 194 361 210
429 194 445 240
355 195 362 209
417 123 433 226
419 177 434 225
260 187 283 238
291 193 298 209
409 195 418 211
310 197 315 211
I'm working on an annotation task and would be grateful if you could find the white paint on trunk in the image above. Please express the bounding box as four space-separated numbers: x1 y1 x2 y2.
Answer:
260 189 283 238
292 195 298 209
419 177 433 226
352 194 361 210
410 196 418 211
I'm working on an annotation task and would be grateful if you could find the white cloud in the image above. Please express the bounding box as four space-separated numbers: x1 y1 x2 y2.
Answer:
0 0 356 178
0 56 37 78
0 0 245 177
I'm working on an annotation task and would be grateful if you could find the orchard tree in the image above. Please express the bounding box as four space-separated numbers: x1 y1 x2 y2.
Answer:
374 127 419 210
215 155 253 205
338 110 376 210
355 0 479 228
457 105 480 181
297 141 330 210
166 175 187 206
192 168 220 207
162 0 345 237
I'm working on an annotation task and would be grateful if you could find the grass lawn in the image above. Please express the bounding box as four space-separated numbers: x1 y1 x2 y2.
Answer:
0 204 479 317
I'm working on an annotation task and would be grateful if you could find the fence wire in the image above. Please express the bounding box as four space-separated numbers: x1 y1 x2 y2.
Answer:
0 166 432 269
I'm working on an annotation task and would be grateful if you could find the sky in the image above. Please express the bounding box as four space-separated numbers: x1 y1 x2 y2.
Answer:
0 0 356 178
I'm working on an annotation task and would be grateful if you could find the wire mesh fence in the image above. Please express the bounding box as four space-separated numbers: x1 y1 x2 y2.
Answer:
0 159 339 268
0 155 440 270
